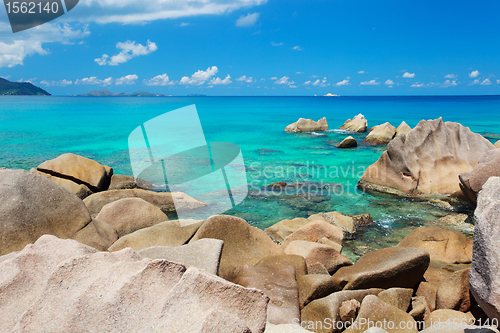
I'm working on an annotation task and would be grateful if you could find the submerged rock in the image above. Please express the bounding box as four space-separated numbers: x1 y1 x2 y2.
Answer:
285 117 328 133
459 149 500 204
337 136 357 148
363 122 397 145
359 118 495 196
339 114 368 133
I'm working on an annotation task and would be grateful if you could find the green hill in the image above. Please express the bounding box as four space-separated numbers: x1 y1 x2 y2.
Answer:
0 78 51 96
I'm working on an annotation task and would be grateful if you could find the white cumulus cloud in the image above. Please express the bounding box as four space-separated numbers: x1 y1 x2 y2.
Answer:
180 66 219 85
411 82 425 88
210 75 232 85
403 72 415 78
115 74 139 85
360 80 380 86
480 78 492 85
312 78 330 87
469 70 480 78
235 12 260 27
95 40 157 66
143 74 174 86
274 76 295 85
441 80 457 88
40 79 73 87
236 75 254 83
75 76 113 86
384 79 395 85
335 79 350 86
445 74 458 79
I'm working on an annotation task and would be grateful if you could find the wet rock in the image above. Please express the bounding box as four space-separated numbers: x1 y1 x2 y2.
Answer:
459 149 500 204
338 136 358 149
108 219 204 251
398 227 472 264
364 122 397 145
339 114 368 133
37 153 111 192
285 117 328 133
0 169 92 256
330 247 430 291
359 118 495 196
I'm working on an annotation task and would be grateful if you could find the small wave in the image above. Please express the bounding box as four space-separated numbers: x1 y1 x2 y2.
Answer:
311 132 327 136
326 129 357 134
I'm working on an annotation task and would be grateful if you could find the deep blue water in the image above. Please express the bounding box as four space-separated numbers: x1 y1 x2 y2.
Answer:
1 95 499 259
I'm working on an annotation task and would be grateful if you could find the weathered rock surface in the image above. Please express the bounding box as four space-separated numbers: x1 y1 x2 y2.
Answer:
37 153 111 192
96 197 168 237
469 177 500 322
339 299 360 324
0 235 269 333
108 174 154 190
377 288 413 312
285 117 328 133
285 240 352 275
138 238 224 276
395 121 412 137
301 289 383 333
108 219 204 251
235 260 299 325
73 218 118 251
297 274 340 308
495 140 500 148
344 295 418 333
339 114 368 133
264 323 314 332
358 118 496 196
83 188 208 216
436 268 471 312
338 136 358 149
423 309 475 331
330 247 430 290
398 227 472 264
364 122 397 145
31 168 93 199
282 220 343 247
0 169 92 256
459 149 500 204
189 215 285 282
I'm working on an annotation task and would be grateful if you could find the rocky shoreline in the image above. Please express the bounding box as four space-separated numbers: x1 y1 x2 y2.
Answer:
1 117 500 332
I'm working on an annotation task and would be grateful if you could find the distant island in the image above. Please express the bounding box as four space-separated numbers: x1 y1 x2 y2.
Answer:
76 90 170 97
0 78 51 96
187 94 208 97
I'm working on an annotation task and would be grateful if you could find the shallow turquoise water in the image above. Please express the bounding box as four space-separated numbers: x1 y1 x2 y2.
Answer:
1 95 499 258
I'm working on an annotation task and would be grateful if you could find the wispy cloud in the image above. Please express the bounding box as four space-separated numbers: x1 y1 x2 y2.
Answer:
95 40 157 66
180 66 219 85
335 79 350 86
469 70 480 78
40 79 73 87
444 74 458 79
384 79 395 85
311 78 330 87
274 76 295 85
292 46 303 51
75 76 113 86
411 82 425 88
235 12 260 27
360 80 380 85
441 80 457 88
271 42 283 47
357 71 365 74
480 78 492 85
402 72 415 78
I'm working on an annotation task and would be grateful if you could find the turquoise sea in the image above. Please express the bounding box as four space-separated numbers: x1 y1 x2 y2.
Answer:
1 96 499 259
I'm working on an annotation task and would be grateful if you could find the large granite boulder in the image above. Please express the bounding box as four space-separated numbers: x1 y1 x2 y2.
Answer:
459 149 500 204
436 268 471 312
73 218 118 251
285 117 328 133
423 309 475 331
37 153 112 192
330 247 430 290
108 174 154 190
469 177 500 322
31 168 93 199
83 189 208 216
395 121 412 137
189 215 285 282
364 122 397 145
377 288 413 312
337 136 358 149
495 140 500 148
0 169 92 256
282 220 343 247
0 235 268 333
339 114 368 133
96 197 168 237
108 219 204 252
398 227 472 264
138 238 224 276
358 118 496 196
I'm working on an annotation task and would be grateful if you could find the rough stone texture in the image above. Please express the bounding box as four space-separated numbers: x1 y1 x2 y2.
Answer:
377 288 413 312
395 121 412 137
409 296 428 322
358 118 496 196
190 215 285 282
257 255 308 277
266 217 311 243
469 177 500 322
84 188 208 217
264 323 314 333
37 153 111 192
285 117 328 133
0 235 269 333
138 238 224 276
301 289 383 333
330 247 430 291
344 295 418 333
436 268 471 312
339 299 360 324
338 136 358 149
0 169 92 256
282 220 344 247
31 168 93 199
459 149 500 204
416 281 438 312
398 227 473 264
73 218 118 251
108 219 204 251
364 122 397 145
285 240 352 275
108 174 154 190
423 309 475 331
96 197 169 237
297 274 341 309
307 262 330 275
339 114 368 133
495 140 500 148
235 261 300 325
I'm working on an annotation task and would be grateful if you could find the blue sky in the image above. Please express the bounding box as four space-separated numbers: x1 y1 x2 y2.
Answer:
1 0 499 96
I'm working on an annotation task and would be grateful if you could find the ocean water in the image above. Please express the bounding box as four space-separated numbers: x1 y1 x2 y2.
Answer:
1 95 499 259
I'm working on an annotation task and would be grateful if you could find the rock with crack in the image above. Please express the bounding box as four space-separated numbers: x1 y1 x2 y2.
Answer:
285 117 328 133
